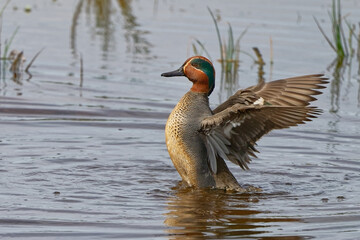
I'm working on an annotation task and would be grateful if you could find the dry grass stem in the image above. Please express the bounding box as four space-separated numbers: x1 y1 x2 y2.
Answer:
25 48 44 74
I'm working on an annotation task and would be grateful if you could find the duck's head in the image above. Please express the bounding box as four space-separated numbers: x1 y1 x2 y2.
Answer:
161 56 215 96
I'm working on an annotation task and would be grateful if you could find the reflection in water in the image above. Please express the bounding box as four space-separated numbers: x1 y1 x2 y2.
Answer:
358 75 360 108
164 186 300 239
358 35 360 107
117 0 152 55
328 57 345 113
327 19 360 113
70 0 152 59
70 0 84 57
328 54 360 113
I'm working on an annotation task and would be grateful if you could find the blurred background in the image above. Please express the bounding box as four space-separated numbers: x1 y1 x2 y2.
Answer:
0 0 359 239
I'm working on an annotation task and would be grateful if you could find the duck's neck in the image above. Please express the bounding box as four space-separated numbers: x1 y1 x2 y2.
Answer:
190 81 209 94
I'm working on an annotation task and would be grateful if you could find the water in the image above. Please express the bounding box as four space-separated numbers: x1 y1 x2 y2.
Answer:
1 0 360 239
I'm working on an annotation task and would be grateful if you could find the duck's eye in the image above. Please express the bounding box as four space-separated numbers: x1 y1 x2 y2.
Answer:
190 62 200 69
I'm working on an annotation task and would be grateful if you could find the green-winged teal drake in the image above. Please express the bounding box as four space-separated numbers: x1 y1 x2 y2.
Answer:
161 56 328 190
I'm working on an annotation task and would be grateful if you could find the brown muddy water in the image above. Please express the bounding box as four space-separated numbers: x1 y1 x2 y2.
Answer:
0 0 360 239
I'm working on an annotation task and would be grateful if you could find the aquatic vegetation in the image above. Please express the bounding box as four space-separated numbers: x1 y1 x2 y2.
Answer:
314 0 360 112
0 0 10 65
191 39 212 61
24 47 44 79
0 0 43 82
9 50 24 72
2 26 19 60
314 0 360 60
0 0 11 16
192 8 266 100
314 0 346 58
0 0 15 80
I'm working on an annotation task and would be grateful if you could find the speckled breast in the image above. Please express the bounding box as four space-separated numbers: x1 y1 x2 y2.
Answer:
165 91 215 187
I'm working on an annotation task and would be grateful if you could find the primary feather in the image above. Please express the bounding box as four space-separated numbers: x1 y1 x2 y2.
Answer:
201 74 328 172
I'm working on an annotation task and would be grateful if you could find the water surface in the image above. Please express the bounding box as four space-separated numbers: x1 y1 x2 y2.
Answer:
0 0 360 239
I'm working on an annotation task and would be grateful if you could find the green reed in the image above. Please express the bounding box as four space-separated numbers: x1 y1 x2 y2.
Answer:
314 0 360 112
0 0 18 68
192 7 250 96
0 0 14 54
2 26 19 59
345 21 360 59
0 0 12 79
314 0 360 60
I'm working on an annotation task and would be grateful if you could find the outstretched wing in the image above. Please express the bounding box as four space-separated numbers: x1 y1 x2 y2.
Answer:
214 74 328 113
200 74 328 173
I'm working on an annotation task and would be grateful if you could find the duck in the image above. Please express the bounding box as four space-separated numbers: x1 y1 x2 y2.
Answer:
161 56 327 191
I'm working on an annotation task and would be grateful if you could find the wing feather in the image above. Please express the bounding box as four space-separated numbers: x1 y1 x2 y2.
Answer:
205 137 217 173
201 74 327 172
